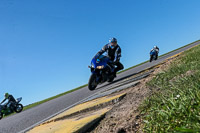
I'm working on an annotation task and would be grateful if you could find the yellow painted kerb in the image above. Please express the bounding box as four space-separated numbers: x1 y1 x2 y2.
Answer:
28 107 111 133
49 93 126 121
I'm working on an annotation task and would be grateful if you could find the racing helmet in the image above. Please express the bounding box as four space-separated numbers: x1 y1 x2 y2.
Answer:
109 37 117 43
4 93 9 98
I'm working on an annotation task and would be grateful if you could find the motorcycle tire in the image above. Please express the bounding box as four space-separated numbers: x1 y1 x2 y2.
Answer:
0 113 3 120
88 74 97 91
14 104 23 113
155 55 158 60
108 76 114 82
150 55 153 62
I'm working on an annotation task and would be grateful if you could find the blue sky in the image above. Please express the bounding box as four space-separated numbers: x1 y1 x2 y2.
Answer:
0 0 200 105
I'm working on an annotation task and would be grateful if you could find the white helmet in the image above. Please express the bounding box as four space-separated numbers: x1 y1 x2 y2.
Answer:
153 46 157 49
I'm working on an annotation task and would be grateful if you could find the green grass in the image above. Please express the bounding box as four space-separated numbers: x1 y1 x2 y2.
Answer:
140 43 200 132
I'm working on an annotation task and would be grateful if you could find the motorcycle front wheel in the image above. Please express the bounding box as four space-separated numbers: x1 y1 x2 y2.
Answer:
14 104 23 113
88 74 97 91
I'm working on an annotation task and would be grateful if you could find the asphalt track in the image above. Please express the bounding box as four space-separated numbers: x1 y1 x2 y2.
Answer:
0 40 199 133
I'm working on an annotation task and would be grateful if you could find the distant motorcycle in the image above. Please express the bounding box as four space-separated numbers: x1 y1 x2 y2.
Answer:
88 55 116 91
150 49 158 62
0 97 23 120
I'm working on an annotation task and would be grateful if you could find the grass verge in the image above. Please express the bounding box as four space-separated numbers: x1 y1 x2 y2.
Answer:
140 43 200 132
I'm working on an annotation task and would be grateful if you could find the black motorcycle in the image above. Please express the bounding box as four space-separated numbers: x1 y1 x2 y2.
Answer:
0 97 23 120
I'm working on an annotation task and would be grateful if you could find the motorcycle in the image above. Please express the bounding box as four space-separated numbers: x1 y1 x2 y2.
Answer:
150 49 158 62
88 55 116 91
0 97 23 120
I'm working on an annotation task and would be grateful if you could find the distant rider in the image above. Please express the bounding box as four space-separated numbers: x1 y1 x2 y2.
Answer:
0 93 16 112
150 46 159 59
95 37 124 77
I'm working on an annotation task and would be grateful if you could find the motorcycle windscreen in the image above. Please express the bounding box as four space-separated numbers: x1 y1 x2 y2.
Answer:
99 55 110 62
150 51 156 55
16 97 22 103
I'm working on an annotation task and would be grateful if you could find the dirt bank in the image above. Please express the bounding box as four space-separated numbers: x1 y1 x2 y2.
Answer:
90 58 175 133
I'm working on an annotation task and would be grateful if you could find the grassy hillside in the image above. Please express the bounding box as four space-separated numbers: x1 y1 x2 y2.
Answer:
140 44 200 132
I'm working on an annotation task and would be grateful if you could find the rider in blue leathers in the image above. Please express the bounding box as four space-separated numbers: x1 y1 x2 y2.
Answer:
95 38 124 77
150 46 159 60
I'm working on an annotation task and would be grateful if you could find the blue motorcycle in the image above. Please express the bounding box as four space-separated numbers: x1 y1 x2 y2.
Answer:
88 55 116 90
150 49 158 62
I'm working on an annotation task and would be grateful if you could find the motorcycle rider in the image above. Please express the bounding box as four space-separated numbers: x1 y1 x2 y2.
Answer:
150 46 159 60
0 93 16 112
95 37 124 77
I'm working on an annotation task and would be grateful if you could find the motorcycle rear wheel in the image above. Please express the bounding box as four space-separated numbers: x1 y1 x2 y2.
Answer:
108 76 114 82
150 55 153 62
88 74 97 91
0 113 3 120
155 55 158 60
15 104 23 113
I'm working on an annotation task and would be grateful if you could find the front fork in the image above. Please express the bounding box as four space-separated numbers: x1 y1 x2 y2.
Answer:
91 69 102 83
